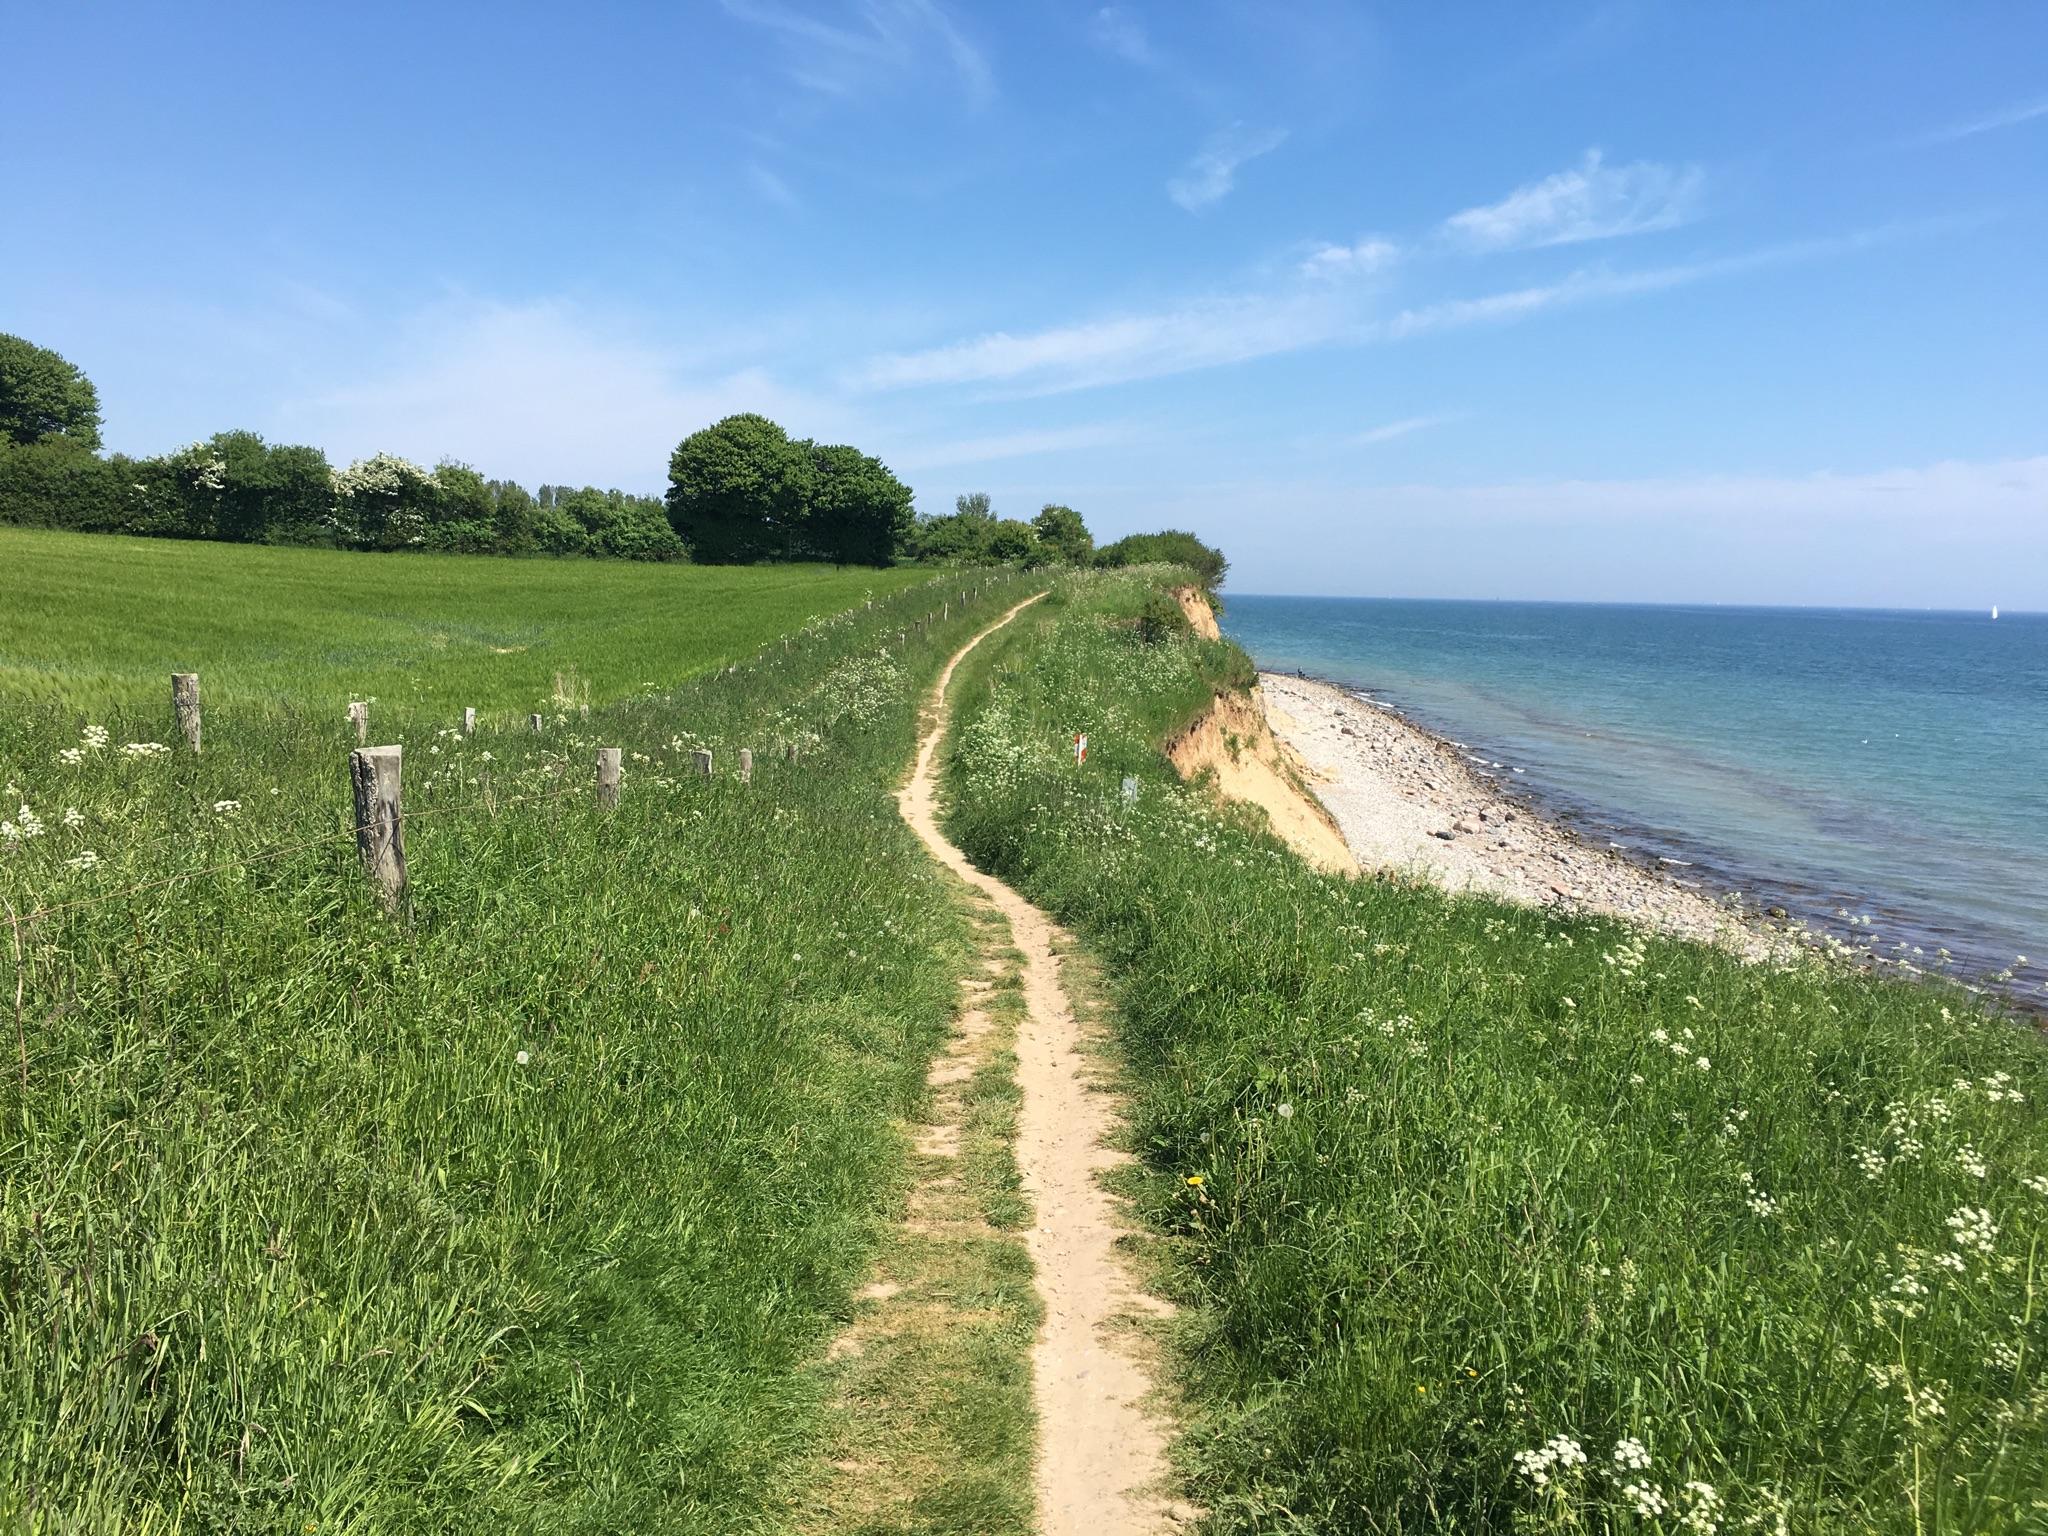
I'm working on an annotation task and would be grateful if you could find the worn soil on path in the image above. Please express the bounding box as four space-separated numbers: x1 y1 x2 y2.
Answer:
896 594 1184 1536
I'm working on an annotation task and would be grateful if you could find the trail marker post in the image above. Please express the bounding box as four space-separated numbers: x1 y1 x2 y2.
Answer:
349 745 407 910
172 673 201 753
596 747 621 808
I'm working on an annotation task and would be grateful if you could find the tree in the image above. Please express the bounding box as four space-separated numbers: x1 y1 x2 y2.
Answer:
1031 503 1093 566
1095 528 1229 588
808 443 914 566
0 334 103 451
331 453 440 549
666 413 813 563
985 518 1037 563
0 437 122 530
954 491 993 522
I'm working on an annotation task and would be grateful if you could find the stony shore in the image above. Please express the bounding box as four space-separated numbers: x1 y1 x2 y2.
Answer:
1258 670 1789 960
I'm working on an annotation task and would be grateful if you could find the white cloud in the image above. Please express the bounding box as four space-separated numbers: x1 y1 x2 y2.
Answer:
748 162 800 210
857 227 1897 397
1442 149 1703 252
1917 95 2048 145
720 0 993 106
1299 236 1401 280
274 298 854 491
1352 413 1458 445
1090 6 1155 67
1158 457 2048 606
1168 123 1289 212
888 422 1133 469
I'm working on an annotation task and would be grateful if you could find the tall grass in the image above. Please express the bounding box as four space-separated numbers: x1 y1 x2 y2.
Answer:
0 567 1027 1531
945 572 2048 1534
0 524 934 711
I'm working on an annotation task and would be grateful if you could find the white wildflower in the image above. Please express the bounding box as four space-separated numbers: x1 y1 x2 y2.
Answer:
1622 1480 1669 1518
515 1050 530 1066
1945 1205 1998 1257
63 807 85 828
1612 1437 1651 1471
65 849 102 871
213 799 241 816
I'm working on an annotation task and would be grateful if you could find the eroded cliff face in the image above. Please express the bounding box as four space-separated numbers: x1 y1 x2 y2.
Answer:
1163 589 1357 877
1171 585 1221 640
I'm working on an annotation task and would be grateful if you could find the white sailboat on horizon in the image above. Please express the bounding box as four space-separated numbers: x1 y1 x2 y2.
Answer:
1992 604 1999 620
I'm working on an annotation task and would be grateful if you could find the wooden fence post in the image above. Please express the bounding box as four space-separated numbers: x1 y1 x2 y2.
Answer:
596 747 621 808
692 749 713 777
738 748 753 783
172 673 201 753
348 745 406 910
348 700 368 744
462 707 476 736
783 743 797 764
529 713 543 733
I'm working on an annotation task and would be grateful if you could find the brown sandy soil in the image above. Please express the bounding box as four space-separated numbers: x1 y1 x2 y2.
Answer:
897 594 1188 1536
1165 687 1359 877
1170 585 1221 639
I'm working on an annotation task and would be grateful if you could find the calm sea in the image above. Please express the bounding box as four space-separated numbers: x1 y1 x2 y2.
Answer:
1221 596 2048 997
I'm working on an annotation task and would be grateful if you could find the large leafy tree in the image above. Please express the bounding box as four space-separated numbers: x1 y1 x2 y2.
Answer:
808 443 914 566
1096 527 1229 588
0 333 103 451
666 413 813 563
1031 503 1093 566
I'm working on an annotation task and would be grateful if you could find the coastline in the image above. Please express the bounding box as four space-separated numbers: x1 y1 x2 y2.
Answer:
1258 670 1799 961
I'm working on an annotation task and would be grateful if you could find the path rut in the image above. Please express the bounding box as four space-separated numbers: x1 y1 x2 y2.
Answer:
896 594 1182 1536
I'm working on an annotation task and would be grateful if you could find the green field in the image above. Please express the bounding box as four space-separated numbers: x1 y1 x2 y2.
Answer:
0 525 932 713
0 545 1030 1533
947 574 2048 1534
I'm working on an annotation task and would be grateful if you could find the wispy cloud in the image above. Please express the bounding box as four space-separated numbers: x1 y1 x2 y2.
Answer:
857 225 1907 397
747 162 801 210
276 298 854 490
889 422 1133 468
1916 95 2048 145
1089 6 1155 68
1441 149 1703 252
1353 413 1459 445
720 0 993 106
1299 236 1401 280
1167 123 1289 212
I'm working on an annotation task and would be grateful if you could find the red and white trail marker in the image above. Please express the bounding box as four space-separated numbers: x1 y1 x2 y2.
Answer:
1073 732 1088 766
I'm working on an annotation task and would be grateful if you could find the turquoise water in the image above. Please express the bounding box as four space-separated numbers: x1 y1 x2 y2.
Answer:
1222 596 2048 996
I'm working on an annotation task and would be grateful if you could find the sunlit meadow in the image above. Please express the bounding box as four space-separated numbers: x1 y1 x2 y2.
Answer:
945 573 2048 1534
0 561 1025 1532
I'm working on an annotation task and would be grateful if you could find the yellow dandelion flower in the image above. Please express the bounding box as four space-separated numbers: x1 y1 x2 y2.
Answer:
1186 1175 1204 1187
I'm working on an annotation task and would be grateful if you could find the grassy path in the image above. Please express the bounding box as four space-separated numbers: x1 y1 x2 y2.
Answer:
893 595 1184 1536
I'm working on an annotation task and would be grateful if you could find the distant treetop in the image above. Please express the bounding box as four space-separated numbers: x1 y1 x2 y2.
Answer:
0 333 103 452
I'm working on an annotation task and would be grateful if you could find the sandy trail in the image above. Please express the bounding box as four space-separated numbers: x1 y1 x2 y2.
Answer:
897 594 1181 1536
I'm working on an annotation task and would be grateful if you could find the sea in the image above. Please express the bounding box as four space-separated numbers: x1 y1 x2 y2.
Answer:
1221 596 2048 1002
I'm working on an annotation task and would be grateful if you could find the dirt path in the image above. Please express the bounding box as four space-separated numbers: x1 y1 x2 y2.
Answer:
896 594 1183 1536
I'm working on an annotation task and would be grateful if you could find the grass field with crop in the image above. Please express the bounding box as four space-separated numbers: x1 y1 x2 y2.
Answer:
0 525 932 713
946 572 2048 1534
0 562 1028 1532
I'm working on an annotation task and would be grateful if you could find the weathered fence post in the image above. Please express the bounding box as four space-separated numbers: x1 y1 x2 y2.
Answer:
348 700 369 744
692 749 713 777
738 748 753 783
348 745 406 910
529 713 543 733
172 673 201 753
462 707 476 736
783 743 798 764
596 747 621 808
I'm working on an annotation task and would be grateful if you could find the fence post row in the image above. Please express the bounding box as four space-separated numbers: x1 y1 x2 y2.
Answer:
172 673 201 753
348 700 369 745
349 745 407 911
596 747 621 808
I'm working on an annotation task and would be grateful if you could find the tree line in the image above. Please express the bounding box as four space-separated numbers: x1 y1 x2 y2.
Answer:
1 332 1224 580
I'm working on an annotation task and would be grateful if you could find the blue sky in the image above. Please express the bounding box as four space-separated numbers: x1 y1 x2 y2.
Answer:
7 2 2046 605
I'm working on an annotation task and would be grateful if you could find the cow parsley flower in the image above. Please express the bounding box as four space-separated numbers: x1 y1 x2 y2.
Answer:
1612 1437 1651 1471
1946 1205 1998 1257
65 849 101 871
213 799 241 816
1622 1480 1668 1518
